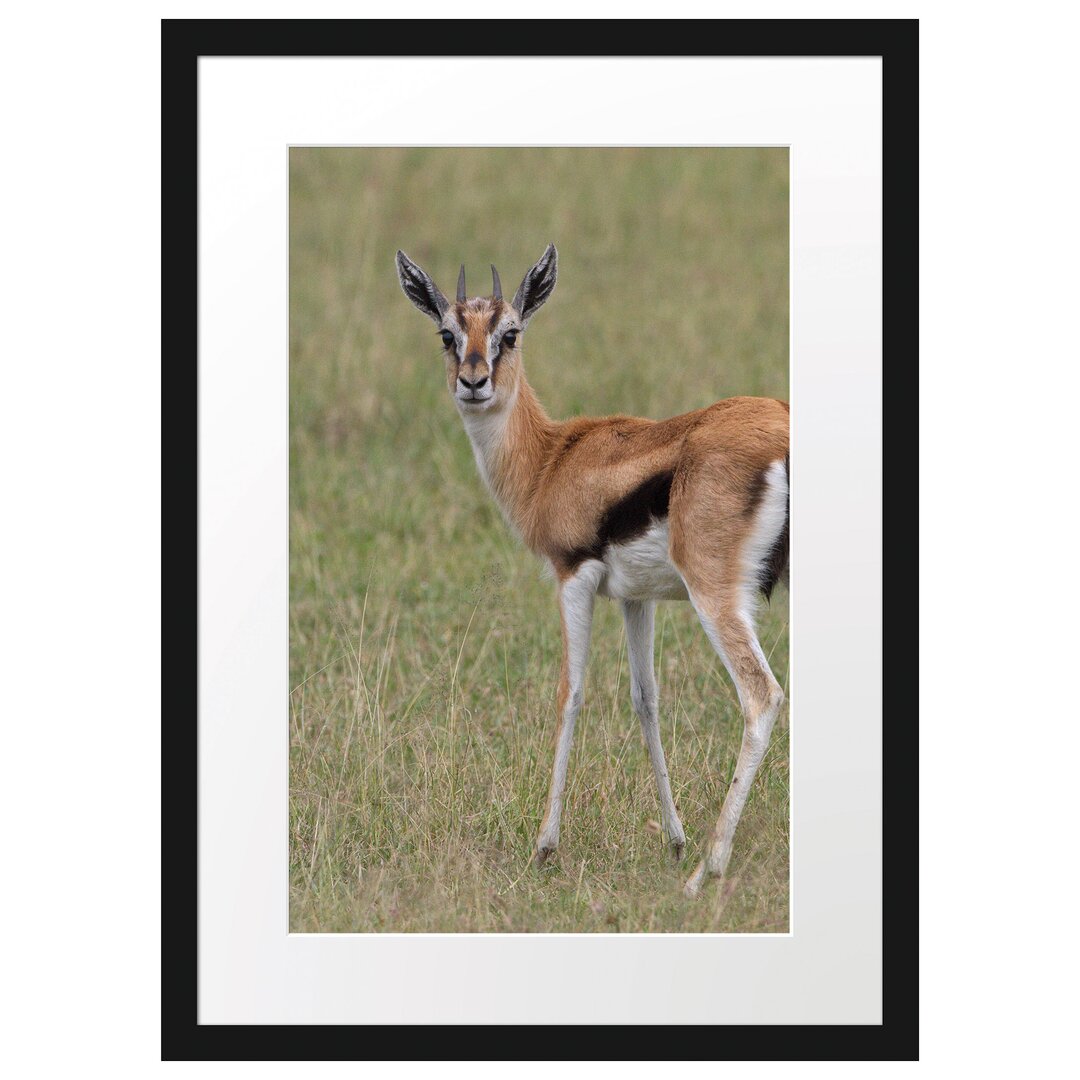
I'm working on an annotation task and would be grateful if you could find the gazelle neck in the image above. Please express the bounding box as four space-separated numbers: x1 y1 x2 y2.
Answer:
458 368 555 541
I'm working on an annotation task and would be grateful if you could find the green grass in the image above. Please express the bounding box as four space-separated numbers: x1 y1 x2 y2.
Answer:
290 147 789 932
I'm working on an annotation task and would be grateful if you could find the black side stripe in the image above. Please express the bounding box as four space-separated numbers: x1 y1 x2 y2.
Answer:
563 470 674 570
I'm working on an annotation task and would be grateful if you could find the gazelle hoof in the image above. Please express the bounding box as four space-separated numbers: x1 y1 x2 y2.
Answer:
535 845 557 868
683 861 706 898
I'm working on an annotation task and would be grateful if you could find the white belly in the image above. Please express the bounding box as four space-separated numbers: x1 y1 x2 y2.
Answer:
596 521 689 602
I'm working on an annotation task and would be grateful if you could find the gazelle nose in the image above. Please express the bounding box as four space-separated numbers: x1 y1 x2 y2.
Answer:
459 374 489 390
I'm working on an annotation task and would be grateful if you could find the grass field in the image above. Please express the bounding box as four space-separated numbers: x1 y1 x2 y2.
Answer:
289 147 789 933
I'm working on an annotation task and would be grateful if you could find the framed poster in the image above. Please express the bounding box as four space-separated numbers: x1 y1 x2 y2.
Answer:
164 18 917 1058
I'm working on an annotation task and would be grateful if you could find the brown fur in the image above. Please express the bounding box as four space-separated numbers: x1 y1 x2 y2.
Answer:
442 298 789 586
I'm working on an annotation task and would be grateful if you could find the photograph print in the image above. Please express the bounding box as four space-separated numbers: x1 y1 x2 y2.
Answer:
289 146 789 933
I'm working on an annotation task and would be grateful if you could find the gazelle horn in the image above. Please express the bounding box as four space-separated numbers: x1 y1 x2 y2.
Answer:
457 264 466 303
491 264 502 300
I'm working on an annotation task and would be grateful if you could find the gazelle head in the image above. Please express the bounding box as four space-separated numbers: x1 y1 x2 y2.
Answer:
396 244 558 413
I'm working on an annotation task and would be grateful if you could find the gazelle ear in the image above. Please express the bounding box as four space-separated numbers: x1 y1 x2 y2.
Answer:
512 243 558 327
396 250 449 323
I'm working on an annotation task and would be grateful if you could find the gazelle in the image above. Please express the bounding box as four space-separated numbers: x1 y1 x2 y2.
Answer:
396 244 789 897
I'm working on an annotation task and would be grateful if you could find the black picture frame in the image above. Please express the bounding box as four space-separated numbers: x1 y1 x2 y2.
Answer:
163 18 917 1061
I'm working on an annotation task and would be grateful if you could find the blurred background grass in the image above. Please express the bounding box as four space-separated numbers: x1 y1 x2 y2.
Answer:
290 147 789 932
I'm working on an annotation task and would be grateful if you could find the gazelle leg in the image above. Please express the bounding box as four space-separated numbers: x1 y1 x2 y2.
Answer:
622 600 686 859
683 599 785 898
535 566 599 865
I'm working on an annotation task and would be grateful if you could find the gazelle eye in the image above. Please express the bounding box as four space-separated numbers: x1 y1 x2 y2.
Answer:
502 331 518 349
440 330 455 348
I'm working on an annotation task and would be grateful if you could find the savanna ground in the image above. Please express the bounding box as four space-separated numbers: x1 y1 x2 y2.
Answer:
290 147 789 932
